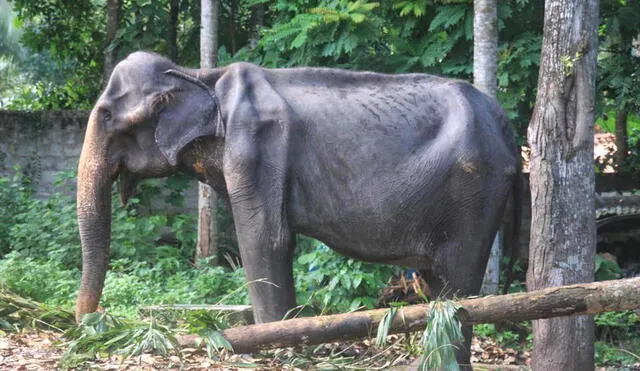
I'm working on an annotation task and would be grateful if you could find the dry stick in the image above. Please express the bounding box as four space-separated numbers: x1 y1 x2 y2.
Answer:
178 277 640 353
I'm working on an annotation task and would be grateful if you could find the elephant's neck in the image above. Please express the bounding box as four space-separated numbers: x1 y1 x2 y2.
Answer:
178 137 228 197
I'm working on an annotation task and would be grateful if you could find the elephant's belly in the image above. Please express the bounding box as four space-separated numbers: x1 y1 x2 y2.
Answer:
285 148 471 265
288 193 436 265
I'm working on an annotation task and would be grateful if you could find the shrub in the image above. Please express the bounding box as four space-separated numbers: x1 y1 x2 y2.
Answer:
595 311 640 342
0 251 78 305
595 254 623 281
0 171 403 318
595 339 640 367
189 266 249 305
295 239 400 314
0 168 36 257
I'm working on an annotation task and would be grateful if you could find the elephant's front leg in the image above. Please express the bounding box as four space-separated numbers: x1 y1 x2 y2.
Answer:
234 210 296 323
224 147 297 323
221 87 298 323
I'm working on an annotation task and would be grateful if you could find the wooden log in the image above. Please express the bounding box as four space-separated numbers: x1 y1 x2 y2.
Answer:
179 277 640 353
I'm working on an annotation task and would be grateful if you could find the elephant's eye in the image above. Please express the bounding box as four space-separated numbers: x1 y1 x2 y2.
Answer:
103 110 112 123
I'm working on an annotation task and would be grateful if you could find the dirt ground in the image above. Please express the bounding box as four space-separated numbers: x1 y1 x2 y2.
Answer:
3 330 638 370
0 330 535 370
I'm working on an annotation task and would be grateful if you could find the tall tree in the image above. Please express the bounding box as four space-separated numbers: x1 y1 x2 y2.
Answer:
228 0 238 55
201 0 219 69
248 3 264 50
526 1 599 370
167 0 180 62
103 0 121 85
473 0 500 295
473 0 498 97
196 0 220 265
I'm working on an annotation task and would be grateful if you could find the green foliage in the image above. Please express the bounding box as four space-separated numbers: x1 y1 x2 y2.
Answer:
494 1 543 135
0 0 22 57
61 312 181 368
609 125 640 177
7 74 96 110
0 252 79 305
0 167 34 256
394 0 428 17
0 170 403 320
257 0 385 68
198 328 234 358
1 287 237 367
595 339 640 367
0 288 76 333
597 111 640 134
598 0 640 113
497 31 541 131
595 254 624 281
374 301 467 371
375 306 398 347
295 240 400 314
499 256 527 294
418 300 463 371
474 323 531 350
7 0 105 109
0 0 26 107
96 262 249 318
595 311 639 342
3 0 204 109
0 170 249 317
8 172 81 268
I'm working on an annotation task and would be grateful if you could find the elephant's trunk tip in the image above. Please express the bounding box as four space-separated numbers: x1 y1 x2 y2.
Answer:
75 289 102 323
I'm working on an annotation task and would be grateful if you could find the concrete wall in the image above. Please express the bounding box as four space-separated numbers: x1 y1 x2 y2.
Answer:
0 110 198 208
0 110 87 196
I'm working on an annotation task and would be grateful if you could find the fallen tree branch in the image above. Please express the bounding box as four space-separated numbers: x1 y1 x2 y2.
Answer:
179 277 640 353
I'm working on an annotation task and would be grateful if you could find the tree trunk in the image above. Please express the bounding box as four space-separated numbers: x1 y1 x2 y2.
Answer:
526 1 600 370
103 0 121 85
615 110 628 168
473 0 498 97
248 3 264 50
200 0 219 67
228 0 237 55
167 0 180 62
473 0 501 295
196 0 220 265
178 277 640 354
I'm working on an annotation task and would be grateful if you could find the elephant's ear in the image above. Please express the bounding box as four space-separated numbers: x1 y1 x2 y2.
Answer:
155 69 224 166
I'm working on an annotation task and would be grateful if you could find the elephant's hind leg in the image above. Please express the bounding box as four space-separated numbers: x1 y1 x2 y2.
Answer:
418 234 495 370
418 267 476 371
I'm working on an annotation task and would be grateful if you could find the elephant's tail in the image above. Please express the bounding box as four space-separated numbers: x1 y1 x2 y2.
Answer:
502 161 523 295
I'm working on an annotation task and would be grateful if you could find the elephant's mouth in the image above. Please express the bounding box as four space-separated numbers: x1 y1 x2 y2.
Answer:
118 167 138 205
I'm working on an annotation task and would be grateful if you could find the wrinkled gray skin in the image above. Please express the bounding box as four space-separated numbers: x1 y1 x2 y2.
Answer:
77 51 519 367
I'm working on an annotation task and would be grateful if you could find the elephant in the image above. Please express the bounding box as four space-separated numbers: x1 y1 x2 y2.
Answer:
76 51 520 367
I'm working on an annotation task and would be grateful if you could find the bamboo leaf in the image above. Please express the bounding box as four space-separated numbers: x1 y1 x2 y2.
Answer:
375 306 398 347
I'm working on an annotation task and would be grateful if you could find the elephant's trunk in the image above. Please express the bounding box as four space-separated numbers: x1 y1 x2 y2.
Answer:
75 111 114 322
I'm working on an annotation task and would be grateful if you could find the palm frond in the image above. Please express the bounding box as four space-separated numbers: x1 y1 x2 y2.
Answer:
418 300 464 371
0 289 75 332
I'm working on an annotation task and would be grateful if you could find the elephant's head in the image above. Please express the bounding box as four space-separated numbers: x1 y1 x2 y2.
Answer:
75 51 225 321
